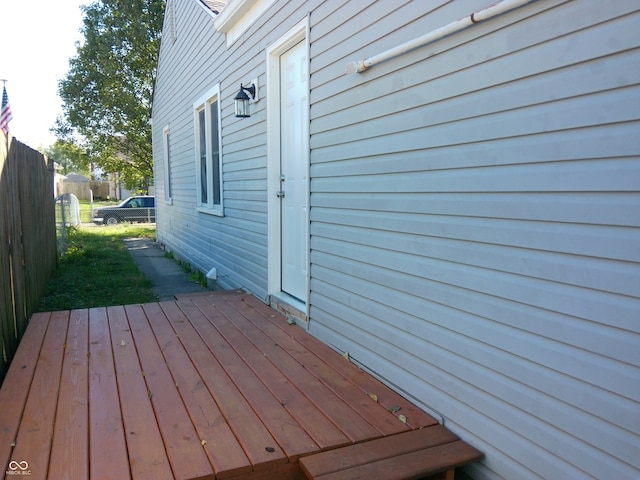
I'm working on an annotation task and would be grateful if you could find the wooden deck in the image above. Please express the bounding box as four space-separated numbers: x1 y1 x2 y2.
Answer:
0 291 451 479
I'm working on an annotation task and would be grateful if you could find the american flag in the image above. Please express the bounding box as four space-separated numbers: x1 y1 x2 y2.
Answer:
1 85 13 135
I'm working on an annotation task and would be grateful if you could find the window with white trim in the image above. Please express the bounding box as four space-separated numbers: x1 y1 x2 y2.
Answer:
194 85 223 214
162 125 172 203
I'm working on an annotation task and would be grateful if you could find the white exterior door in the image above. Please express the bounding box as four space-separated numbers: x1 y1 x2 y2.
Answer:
279 40 308 302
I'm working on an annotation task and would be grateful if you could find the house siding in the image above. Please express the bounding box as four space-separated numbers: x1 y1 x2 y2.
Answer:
307 1 640 479
154 0 313 297
152 1 640 479
154 0 333 299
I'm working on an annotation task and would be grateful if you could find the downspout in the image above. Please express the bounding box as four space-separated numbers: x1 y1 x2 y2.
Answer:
345 0 535 74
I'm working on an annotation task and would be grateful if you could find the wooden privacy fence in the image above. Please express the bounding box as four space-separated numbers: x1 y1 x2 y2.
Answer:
0 134 57 384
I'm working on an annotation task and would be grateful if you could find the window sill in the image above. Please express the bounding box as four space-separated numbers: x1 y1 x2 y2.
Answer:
196 206 224 217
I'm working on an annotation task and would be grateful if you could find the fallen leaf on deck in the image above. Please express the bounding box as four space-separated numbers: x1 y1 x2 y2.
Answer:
120 340 127 347
398 414 407 424
368 393 378 402
387 406 401 413
201 440 207 446
342 351 349 360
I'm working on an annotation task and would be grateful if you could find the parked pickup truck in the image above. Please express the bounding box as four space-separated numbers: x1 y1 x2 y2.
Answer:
93 196 155 225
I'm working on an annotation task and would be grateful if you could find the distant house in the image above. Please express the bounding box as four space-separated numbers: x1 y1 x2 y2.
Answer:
151 1 640 478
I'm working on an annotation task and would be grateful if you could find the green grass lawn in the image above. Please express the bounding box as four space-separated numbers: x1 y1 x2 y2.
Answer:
40 223 158 311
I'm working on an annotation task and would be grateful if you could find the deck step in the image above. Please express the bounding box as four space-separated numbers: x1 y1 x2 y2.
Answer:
299 425 482 480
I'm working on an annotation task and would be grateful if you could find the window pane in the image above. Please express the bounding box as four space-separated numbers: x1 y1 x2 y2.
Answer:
210 100 220 206
199 108 207 204
164 129 172 201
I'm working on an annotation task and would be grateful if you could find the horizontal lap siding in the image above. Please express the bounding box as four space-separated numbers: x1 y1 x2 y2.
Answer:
153 0 317 298
153 0 260 295
308 1 640 479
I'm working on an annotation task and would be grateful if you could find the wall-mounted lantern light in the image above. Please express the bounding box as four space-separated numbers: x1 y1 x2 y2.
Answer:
234 83 256 118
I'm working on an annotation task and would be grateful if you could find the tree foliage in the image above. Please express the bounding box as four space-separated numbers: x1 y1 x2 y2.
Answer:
56 0 165 190
44 140 91 177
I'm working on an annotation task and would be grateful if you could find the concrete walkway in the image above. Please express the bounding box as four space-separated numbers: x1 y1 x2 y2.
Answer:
123 237 209 301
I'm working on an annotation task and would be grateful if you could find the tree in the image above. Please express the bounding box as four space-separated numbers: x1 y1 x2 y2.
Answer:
56 0 164 191
44 140 91 176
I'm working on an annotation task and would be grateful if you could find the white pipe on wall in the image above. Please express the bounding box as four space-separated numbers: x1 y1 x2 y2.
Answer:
345 0 535 74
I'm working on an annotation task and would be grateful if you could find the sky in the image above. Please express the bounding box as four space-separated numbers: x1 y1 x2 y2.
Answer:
0 0 85 150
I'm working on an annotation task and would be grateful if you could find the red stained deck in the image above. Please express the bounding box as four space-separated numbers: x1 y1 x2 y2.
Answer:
0 291 443 479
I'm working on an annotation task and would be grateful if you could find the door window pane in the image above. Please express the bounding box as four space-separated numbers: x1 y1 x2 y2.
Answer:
210 100 220 206
199 108 207 204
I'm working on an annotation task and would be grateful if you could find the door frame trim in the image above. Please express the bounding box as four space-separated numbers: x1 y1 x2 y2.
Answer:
266 17 310 318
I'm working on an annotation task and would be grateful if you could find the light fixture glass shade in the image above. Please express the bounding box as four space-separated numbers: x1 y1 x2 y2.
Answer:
234 88 250 118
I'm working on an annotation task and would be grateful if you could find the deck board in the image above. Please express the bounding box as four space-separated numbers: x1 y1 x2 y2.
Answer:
88 307 131 480
48 309 89 480
184 298 320 460
181 299 318 462
126 304 214 480
108 304 174 480
229 294 438 429
212 294 409 436
141 302 252 478
191 296 350 451
0 312 49 476
12 310 69 480
160 300 288 471
208 296 385 444
299 426 459 477
0 291 451 479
